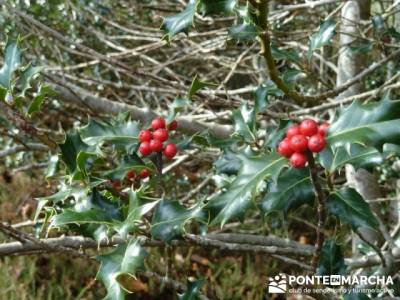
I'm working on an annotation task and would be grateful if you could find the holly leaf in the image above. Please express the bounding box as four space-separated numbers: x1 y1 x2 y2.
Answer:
116 188 159 239
188 74 217 99
207 150 287 226
307 19 336 60
79 118 140 148
178 279 206 300
59 131 98 174
97 239 147 300
161 0 197 40
102 154 146 181
232 102 257 143
228 23 257 42
151 199 206 243
318 143 399 172
316 239 346 276
265 119 292 148
271 44 301 64
214 150 241 175
260 168 314 215
327 187 379 231
18 64 42 97
198 0 236 15
27 84 56 116
0 38 21 89
327 96 400 151
254 84 268 112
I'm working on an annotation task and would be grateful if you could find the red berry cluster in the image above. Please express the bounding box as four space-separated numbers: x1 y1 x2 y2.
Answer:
277 119 329 168
138 117 178 160
110 168 151 190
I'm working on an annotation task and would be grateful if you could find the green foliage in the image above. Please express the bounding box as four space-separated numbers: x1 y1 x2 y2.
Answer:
198 0 236 15
207 150 287 226
261 168 314 215
96 239 147 300
178 279 206 300
232 102 257 143
0 38 21 89
307 19 336 60
151 199 206 243
327 188 379 231
228 23 258 42
27 84 55 116
188 74 217 99
316 239 346 276
161 0 198 40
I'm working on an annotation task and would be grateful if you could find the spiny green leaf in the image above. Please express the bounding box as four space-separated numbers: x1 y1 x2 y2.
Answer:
327 96 400 151
102 154 146 181
18 64 42 97
161 0 198 40
207 151 287 226
198 0 236 15
307 19 336 60
0 38 21 89
27 84 55 116
188 74 217 99
327 187 379 231
116 188 159 239
265 119 292 148
271 44 301 64
316 239 346 276
260 168 314 215
151 199 206 243
214 150 241 175
254 84 268 112
97 239 147 300
79 118 140 148
178 279 206 300
232 102 257 143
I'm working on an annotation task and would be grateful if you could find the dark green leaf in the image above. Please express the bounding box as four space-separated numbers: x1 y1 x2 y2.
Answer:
372 15 385 35
27 84 56 116
265 119 292 148
254 84 268 112
178 279 206 300
198 0 236 15
271 44 301 64
327 96 400 151
97 239 147 300
261 168 314 215
316 239 346 276
151 199 206 243
161 0 197 40
307 19 336 60
18 64 42 97
214 150 241 175
188 74 217 99
232 102 257 143
207 151 287 226
0 38 21 89
327 187 379 230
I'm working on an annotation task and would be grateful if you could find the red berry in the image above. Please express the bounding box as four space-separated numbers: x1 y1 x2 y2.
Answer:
151 117 166 130
308 134 326 153
150 139 163 152
139 141 152 156
168 120 178 131
126 170 136 180
153 128 169 142
318 122 330 136
139 130 152 142
289 134 308 152
300 119 318 137
286 125 301 138
111 180 121 189
290 152 307 168
140 169 150 179
163 143 177 159
277 138 294 158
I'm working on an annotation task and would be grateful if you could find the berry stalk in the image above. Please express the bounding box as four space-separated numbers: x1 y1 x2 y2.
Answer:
307 151 326 273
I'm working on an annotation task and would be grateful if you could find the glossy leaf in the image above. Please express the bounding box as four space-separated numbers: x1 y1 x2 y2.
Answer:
207 150 287 226
307 19 336 60
260 168 314 215
27 84 56 116
327 96 400 151
178 279 206 300
97 239 147 300
214 150 241 175
316 239 346 276
161 0 197 40
151 199 206 243
198 0 236 15
18 64 42 97
188 74 217 99
232 102 257 143
0 38 21 89
327 188 379 230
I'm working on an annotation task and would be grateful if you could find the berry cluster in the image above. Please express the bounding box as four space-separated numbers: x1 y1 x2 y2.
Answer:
138 117 178 160
110 168 151 190
277 119 329 168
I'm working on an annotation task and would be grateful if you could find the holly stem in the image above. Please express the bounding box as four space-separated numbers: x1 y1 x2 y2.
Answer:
307 151 326 273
